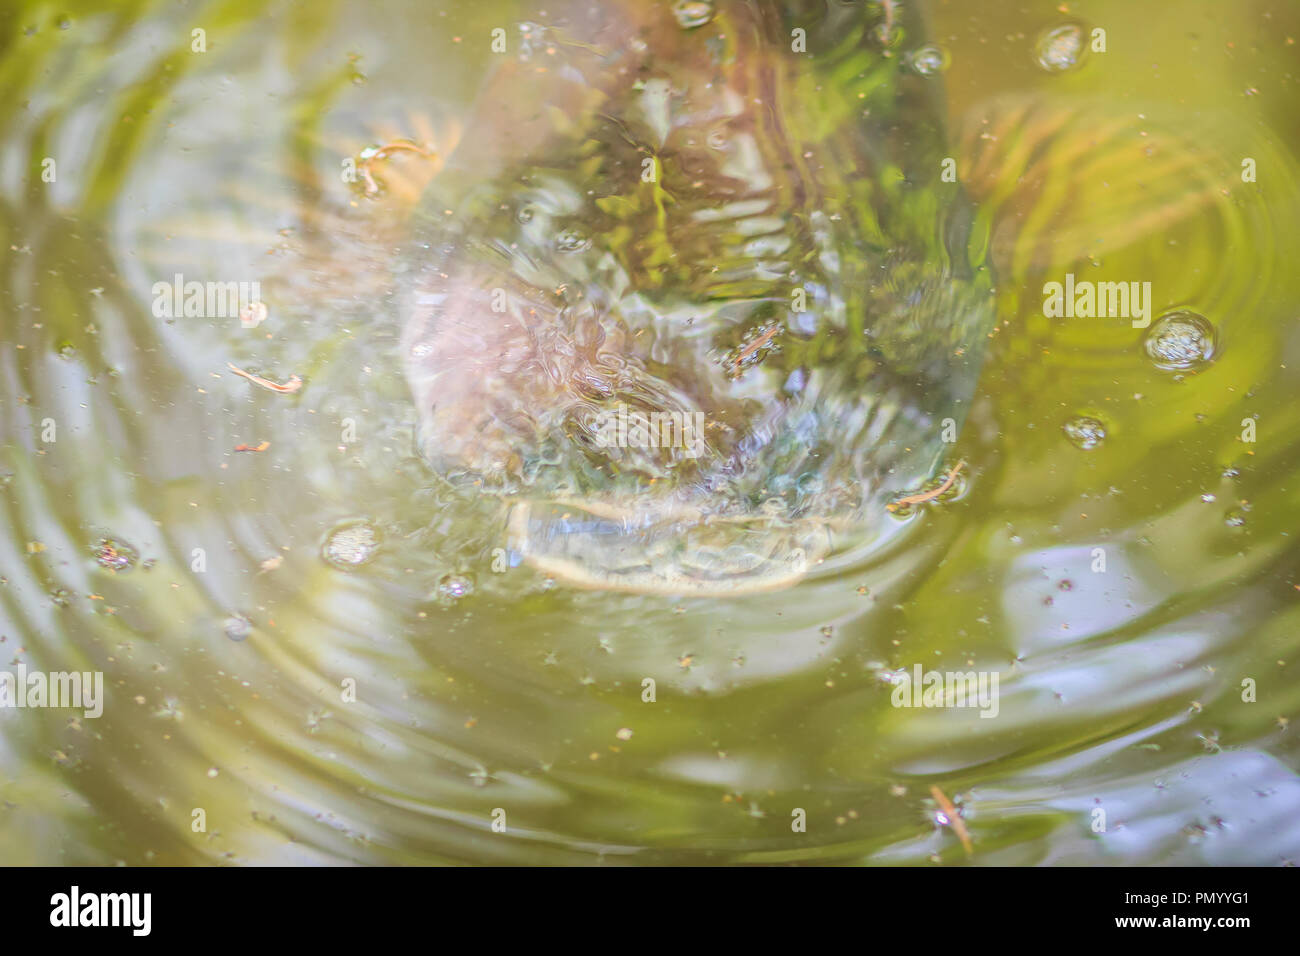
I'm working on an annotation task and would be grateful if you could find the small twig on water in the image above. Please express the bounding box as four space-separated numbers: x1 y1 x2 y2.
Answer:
733 325 781 374
930 785 973 857
227 363 303 394
887 459 965 513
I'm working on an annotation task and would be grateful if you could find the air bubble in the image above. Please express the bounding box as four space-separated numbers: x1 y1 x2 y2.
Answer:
1143 310 1217 371
672 1 715 29
322 520 380 569
223 615 252 641
908 44 950 76
554 228 591 253
1062 415 1107 450
436 573 475 602
1035 24 1086 73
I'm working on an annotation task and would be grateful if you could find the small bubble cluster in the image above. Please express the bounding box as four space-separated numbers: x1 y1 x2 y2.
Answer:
93 537 139 572
1143 310 1217 372
322 520 380 569
435 573 475 603
1063 415 1107 450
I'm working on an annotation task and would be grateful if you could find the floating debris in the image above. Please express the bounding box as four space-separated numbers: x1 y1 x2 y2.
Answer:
887 460 966 513
239 301 268 328
728 324 782 376
227 362 303 394
234 441 270 453
93 537 139 572
930 785 973 856
358 140 435 196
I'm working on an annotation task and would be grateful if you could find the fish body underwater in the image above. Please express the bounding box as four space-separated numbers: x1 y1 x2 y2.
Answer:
400 0 994 594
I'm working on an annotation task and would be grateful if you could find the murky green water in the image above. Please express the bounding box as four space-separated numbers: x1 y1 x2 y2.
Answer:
2 0 1300 865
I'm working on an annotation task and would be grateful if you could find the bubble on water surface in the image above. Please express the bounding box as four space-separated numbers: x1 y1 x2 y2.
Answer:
435 573 475 603
554 228 591 253
907 44 949 76
322 520 380 569
1063 415 1107 450
1035 24 1086 72
672 1 715 29
223 615 252 641
1143 310 1217 371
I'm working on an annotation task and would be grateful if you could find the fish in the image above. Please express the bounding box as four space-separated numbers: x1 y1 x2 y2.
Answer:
398 0 995 594
395 0 1220 595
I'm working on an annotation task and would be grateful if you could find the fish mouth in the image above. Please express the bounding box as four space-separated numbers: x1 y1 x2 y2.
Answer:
506 497 834 596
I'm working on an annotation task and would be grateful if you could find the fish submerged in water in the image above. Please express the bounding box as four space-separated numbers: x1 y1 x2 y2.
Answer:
397 0 1229 596
400 0 992 595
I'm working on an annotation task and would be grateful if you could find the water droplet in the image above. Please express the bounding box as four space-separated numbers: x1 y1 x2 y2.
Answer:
223 615 252 641
672 0 715 29
907 44 950 76
1062 415 1107 450
516 204 536 224
50 588 71 608
322 520 380 569
1058 579 1074 591
93 537 138 572
1201 493 1217 503
436 573 475 602
1035 24 1086 72
1143 310 1217 371
1224 509 1248 528
57 16 72 30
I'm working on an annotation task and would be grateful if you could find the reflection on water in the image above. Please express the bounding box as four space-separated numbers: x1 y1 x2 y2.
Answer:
1 0 1299 865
